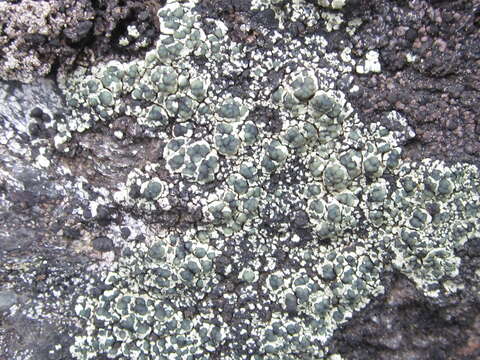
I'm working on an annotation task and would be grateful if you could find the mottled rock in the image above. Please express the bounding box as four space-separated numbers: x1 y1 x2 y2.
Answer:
0 290 18 312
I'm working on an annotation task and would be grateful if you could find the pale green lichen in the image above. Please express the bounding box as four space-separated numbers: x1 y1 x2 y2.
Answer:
63 1 480 359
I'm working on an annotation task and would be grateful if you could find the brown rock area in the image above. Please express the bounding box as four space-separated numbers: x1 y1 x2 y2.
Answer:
0 0 162 83
329 274 480 360
344 0 480 165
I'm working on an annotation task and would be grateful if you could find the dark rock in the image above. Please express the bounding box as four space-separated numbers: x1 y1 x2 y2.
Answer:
405 28 417 42
24 33 48 45
92 237 114 252
285 293 298 314
120 227 131 239
0 0 160 83
41 112 51 122
329 274 480 359
28 121 41 137
95 205 113 225
252 9 278 29
63 227 81 239
30 107 43 118
347 0 480 166
64 21 93 43
293 210 309 228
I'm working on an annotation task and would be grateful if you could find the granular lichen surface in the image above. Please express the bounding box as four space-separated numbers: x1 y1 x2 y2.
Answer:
50 1 480 359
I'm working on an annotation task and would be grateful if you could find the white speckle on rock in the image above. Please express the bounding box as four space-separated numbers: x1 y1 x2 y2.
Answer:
356 50 382 74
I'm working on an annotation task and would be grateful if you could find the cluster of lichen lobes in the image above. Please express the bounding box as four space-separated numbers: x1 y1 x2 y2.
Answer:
68 1 480 359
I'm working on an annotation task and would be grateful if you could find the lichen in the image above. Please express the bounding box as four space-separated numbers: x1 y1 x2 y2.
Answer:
61 1 480 359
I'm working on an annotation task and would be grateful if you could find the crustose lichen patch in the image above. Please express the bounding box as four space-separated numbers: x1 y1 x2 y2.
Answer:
55 1 480 359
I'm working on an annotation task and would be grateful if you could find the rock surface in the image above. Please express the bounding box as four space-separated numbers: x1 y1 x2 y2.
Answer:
0 0 479 359
0 0 161 83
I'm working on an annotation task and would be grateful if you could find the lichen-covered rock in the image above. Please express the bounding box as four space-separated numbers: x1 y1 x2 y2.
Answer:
2 0 479 359
252 0 349 31
24 0 477 359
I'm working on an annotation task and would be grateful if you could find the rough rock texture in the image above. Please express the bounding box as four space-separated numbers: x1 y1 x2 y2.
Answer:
0 0 162 83
343 0 480 164
329 273 480 360
0 0 479 359
0 80 101 359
